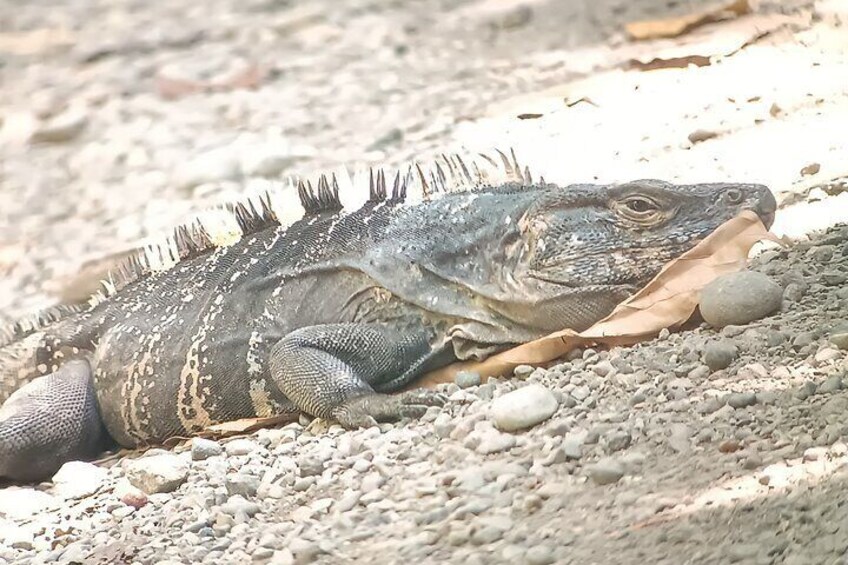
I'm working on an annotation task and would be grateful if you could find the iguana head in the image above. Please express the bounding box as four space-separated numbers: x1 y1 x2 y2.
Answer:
512 179 776 288
478 179 776 333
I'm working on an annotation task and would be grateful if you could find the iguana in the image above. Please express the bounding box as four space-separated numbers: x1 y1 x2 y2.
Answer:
0 153 776 481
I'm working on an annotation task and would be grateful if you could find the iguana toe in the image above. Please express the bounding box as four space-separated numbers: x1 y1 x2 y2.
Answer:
398 389 448 408
331 389 446 429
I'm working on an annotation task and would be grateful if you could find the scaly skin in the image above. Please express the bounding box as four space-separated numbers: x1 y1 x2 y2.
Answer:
0 170 776 481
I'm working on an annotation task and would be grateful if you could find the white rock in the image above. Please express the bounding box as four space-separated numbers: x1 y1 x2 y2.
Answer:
30 108 88 143
191 437 224 460
51 461 108 499
239 144 297 177
125 454 189 494
490 384 559 432
173 147 241 190
0 488 56 519
225 438 259 456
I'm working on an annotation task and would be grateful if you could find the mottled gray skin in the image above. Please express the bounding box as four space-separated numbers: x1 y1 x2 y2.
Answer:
0 179 776 481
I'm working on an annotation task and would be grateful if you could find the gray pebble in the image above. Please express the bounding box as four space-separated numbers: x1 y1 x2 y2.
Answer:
225 474 259 498
220 495 261 518
125 454 189 494
191 438 223 461
796 381 818 399
703 340 738 371
455 371 482 388
588 458 625 485
604 430 631 453
727 392 757 409
830 332 848 350
818 375 843 393
700 271 782 327
297 457 324 477
525 545 556 565
513 365 534 378
792 331 815 350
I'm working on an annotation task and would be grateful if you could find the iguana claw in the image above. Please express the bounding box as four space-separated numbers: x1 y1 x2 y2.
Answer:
331 388 447 429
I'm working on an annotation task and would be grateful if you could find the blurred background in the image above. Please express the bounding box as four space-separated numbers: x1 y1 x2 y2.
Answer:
0 0 845 320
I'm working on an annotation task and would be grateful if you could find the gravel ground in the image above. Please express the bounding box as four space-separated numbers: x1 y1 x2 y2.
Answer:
1 0 848 564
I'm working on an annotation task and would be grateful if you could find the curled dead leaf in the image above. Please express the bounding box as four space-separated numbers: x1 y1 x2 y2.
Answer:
625 0 751 41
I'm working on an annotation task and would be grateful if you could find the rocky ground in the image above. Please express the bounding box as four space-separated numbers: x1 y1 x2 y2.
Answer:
2 0 848 564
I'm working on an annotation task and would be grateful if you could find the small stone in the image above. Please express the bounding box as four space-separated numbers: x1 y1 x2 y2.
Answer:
783 283 805 302
30 109 88 143
814 348 841 363
588 458 625 485
796 381 817 399
220 495 261 518
822 271 847 285
570 385 590 401
525 545 556 565
115 480 148 509
719 439 742 453
225 438 259 456
703 340 738 372
125 454 189 494
755 390 778 404
490 384 559 431
51 461 108 498
742 452 762 469
192 438 224 461
476 431 517 454
592 360 615 377
803 447 828 462
455 371 482 388
699 271 782 327
471 525 504 545
174 147 241 190
727 543 759 562
688 129 718 144
727 392 757 409
818 375 844 393
297 457 324 477
830 332 848 350
800 162 820 176
513 365 534 378
605 430 631 453
0 488 56 519
239 145 297 178
792 332 815 350
226 474 260 497
562 436 583 460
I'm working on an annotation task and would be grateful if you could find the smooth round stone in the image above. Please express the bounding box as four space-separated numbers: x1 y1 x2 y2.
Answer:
703 340 738 371
490 385 559 432
455 371 482 388
588 458 625 485
699 271 782 327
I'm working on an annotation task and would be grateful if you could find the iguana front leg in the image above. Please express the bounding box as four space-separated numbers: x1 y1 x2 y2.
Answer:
269 324 449 428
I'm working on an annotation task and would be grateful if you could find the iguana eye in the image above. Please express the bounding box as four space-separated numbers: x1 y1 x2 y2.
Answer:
622 196 658 214
725 188 743 204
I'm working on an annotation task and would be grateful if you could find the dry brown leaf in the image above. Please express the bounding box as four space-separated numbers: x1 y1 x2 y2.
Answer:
625 0 751 41
201 413 298 437
627 13 797 71
417 211 778 388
